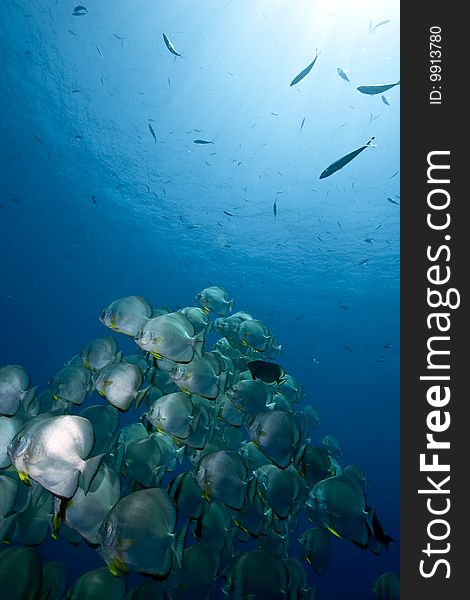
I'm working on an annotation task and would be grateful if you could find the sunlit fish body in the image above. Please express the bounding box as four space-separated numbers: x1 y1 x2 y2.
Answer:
94 363 144 411
49 361 91 406
99 296 153 337
135 312 205 363
8 413 104 498
80 336 121 372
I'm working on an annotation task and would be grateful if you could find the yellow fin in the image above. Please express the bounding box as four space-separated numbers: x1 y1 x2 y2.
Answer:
112 557 128 574
180 387 191 395
98 391 106 398
203 306 210 315
53 513 61 532
52 394 59 401
151 352 162 359
326 526 343 539
51 532 58 541
2 539 10 545
18 471 30 486
108 562 120 577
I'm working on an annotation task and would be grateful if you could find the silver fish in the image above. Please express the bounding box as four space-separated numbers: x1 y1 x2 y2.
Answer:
319 137 376 179
80 336 121 371
357 81 400 95
290 50 321 86
97 487 186 576
163 33 182 57
196 286 234 316
194 449 247 510
8 413 104 498
0 364 37 417
100 295 153 337
94 363 145 411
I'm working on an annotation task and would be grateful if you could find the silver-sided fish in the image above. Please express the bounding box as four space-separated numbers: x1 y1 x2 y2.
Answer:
248 410 301 469
0 414 23 468
337 67 350 82
224 550 289 600
357 81 400 95
49 361 92 406
80 336 121 371
135 312 205 363
372 572 400 599
238 319 272 352
0 364 37 417
146 392 194 440
170 353 223 399
227 379 273 415
94 363 145 411
163 32 182 57
322 434 343 459
196 286 234 317
54 462 121 545
66 567 127 600
290 50 321 87
299 527 331 576
211 311 253 336
8 413 104 498
0 546 43 600
99 295 153 337
194 449 247 510
306 468 371 546
97 487 186 577
255 464 306 519
319 137 376 179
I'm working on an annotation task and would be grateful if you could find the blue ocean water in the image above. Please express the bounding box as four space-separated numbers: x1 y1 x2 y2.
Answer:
0 0 399 598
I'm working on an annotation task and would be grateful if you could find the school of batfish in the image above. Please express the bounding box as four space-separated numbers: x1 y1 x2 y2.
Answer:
0 286 397 599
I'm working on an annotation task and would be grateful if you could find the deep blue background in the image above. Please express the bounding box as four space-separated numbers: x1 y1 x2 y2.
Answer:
0 1 399 598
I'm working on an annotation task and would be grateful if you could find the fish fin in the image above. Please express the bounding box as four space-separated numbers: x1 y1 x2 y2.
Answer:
176 446 186 463
326 525 343 539
22 386 39 412
135 386 150 408
227 299 234 313
192 330 205 357
103 380 114 387
18 471 30 486
81 453 105 493
53 513 61 532
109 556 127 576
173 519 190 568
